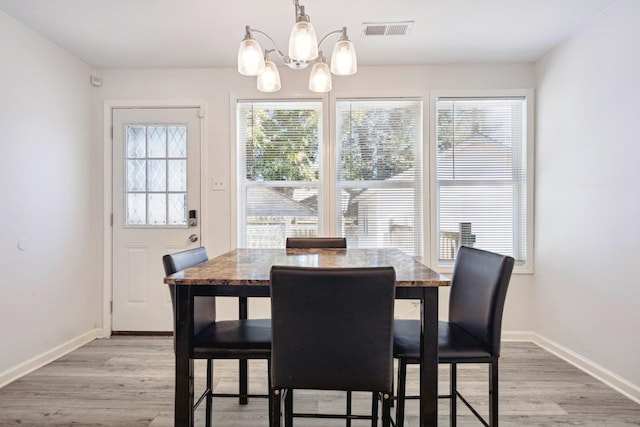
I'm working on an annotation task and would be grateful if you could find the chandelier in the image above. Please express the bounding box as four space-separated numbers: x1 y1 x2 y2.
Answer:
237 0 358 93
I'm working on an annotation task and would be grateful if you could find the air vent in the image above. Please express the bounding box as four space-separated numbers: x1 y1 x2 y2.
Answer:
362 21 414 37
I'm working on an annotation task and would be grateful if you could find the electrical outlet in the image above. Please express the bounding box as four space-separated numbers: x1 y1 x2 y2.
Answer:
211 177 226 191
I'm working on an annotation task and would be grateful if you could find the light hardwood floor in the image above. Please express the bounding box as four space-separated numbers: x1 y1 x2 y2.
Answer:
0 337 638 426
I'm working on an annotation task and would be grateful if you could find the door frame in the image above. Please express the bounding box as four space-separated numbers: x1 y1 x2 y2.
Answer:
103 100 208 337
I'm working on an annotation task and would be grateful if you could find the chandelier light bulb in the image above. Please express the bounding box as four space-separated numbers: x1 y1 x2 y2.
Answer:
288 8 318 62
289 22 318 61
330 39 357 76
257 58 281 92
238 36 265 76
309 55 332 93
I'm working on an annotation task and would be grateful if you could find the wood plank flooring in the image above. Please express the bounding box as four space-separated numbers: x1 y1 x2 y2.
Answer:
0 337 638 426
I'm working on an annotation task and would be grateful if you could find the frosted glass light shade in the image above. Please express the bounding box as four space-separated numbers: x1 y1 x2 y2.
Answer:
257 60 281 92
289 21 318 62
330 39 357 76
238 38 265 76
309 60 332 92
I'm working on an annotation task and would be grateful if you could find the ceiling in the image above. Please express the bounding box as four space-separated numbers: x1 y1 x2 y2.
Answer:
0 0 619 69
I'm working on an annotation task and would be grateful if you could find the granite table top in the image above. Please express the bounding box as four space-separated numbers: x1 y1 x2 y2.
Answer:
164 247 450 288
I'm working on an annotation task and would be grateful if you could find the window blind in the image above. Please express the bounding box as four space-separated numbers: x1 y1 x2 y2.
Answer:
237 101 323 248
336 99 423 257
436 97 527 263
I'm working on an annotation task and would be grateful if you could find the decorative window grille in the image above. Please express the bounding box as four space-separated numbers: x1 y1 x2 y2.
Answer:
125 124 187 226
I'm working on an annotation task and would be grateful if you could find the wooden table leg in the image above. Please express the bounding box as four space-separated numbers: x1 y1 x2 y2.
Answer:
420 287 439 427
175 285 194 427
239 296 249 405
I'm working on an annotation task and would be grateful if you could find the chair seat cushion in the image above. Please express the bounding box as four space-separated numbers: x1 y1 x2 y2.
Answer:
393 319 492 363
193 318 271 356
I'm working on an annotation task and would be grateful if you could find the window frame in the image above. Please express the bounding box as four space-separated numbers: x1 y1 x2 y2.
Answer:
333 97 424 258
429 89 535 274
232 93 428 257
235 98 327 248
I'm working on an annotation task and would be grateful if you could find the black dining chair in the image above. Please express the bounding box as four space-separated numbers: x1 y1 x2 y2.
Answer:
285 236 356 424
285 236 347 248
393 246 514 427
163 247 272 427
269 266 396 427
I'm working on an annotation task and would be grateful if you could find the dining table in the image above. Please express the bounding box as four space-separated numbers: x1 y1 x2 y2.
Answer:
164 247 450 427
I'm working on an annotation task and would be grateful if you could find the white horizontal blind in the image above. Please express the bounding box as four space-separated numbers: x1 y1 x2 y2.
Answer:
336 99 423 257
436 97 527 264
237 101 323 248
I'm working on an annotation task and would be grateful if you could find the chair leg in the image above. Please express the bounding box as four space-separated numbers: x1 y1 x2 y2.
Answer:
284 389 293 427
489 361 499 427
382 392 392 427
271 389 282 427
205 359 212 427
267 359 273 427
239 359 248 404
450 363 457 427
371 392 379 427
346 390 352 427
390 373 395 408
395 359 407 427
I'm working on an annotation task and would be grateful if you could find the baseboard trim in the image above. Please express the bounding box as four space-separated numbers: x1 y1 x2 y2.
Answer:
502 330 535 342
112 330 172 336
531 333 640 405
0 328 102 389
502 330 639 404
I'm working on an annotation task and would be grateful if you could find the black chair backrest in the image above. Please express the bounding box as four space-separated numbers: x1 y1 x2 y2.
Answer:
285 237 347 248
163 247 209 276
163 247 214 337
449 246 515 357
270 266 396 392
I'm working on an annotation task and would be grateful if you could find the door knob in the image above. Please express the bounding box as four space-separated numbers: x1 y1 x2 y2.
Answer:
189 234 198 242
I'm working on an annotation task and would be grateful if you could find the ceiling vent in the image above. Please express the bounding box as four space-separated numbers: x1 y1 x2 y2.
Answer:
362 21 414 37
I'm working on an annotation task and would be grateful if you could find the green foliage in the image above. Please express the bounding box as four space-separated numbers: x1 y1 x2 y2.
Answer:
245 108 319 182
241 101 421 226
338 106 416 181
244 104 419 183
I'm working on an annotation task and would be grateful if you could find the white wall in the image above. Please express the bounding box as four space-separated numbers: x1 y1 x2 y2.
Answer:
96 63 535 328
0 11 101 384
1 0 637 402
535 0 640 396
3 0 638 399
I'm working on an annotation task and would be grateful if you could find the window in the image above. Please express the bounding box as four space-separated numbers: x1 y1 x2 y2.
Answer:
336 99 423 257
433 93 532 270
125 124 187 226
237 98 424 256
237 101 323 248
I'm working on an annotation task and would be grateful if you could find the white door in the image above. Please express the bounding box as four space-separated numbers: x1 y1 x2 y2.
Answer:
112 108 201 332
